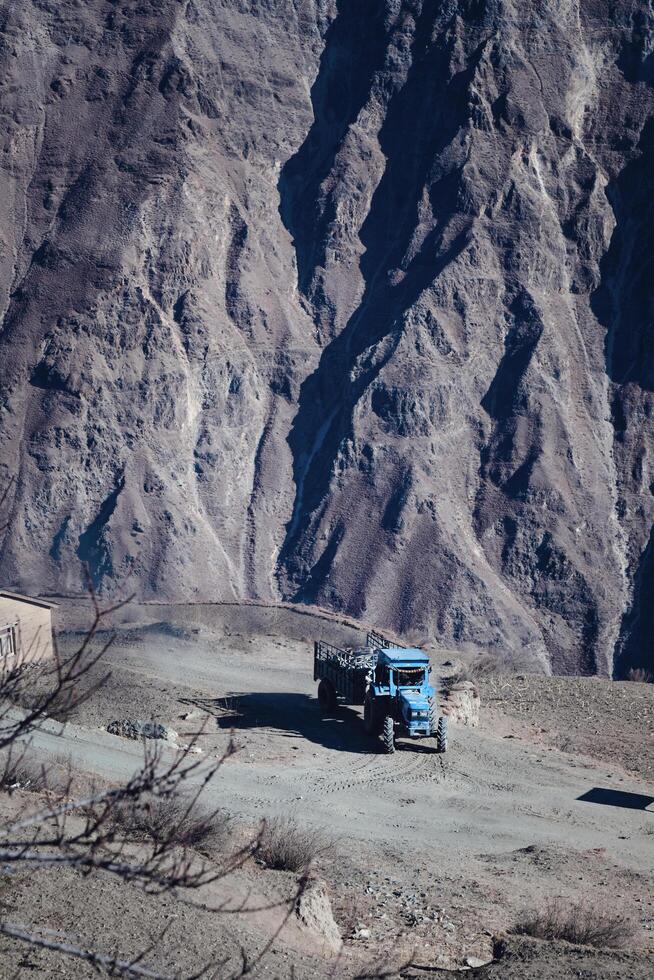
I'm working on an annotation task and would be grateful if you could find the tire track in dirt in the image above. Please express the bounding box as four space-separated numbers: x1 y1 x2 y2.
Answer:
305 749 443 798
248 745 445 807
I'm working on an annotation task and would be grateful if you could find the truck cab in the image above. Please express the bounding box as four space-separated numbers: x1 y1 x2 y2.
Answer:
371 648 433 738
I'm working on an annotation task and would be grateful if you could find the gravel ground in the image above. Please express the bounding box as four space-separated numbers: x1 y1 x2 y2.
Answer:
480 673 654 782
1 601 653 978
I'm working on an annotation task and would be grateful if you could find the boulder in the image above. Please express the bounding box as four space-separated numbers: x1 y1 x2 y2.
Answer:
295 877 342 953
441 681 480 727
106 720 179 743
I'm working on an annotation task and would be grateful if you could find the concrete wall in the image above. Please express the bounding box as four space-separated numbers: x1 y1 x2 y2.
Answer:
0 594 54 664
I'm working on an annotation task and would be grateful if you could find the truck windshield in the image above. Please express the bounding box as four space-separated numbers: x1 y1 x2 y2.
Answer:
394 667 425 687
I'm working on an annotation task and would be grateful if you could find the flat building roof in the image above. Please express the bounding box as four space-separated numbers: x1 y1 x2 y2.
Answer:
0 591 57 610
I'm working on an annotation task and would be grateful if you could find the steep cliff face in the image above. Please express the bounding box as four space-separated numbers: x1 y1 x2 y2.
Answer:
0 0 652 675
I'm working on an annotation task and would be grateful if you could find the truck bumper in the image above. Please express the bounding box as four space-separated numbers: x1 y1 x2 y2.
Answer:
407 726 430 737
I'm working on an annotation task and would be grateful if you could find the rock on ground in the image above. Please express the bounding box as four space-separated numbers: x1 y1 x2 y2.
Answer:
442 681 480 727
106 720 178 743
295 877 342 954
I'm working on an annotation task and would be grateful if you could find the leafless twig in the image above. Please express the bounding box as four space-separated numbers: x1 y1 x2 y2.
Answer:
0 573 303 977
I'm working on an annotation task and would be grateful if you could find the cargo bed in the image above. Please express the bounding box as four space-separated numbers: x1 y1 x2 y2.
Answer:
313 640 375 706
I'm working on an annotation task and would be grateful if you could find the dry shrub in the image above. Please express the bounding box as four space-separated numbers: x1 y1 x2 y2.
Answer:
0 753 47 794
511 900 636 949
0 747 85 798
627 668 653 683
558 734 576 754
441 655 501 694
259 817 331 872
4 662 81 722
403 630 430 650
470 653 507 678
441 664 479 695
103 794 230 851
445 665 474 686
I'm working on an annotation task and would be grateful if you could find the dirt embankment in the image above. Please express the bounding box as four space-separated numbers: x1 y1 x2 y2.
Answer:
480 673 654 783
1 603 651 977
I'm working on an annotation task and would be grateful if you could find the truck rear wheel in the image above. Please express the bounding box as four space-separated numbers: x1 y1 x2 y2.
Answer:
364 692 379 735
382 715 395 754
436 715 448 753
318 679 337 712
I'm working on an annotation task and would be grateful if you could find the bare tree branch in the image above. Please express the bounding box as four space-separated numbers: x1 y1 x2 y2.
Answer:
0 568 133 751
0 518 311 978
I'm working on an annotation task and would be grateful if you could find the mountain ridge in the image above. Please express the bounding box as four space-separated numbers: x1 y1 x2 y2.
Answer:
0 0 653 677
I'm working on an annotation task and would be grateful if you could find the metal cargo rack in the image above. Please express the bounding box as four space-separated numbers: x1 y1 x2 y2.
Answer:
314 640 375 705
366 630 405 650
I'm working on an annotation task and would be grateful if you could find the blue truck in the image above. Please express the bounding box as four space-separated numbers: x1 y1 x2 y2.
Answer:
314 631 448 754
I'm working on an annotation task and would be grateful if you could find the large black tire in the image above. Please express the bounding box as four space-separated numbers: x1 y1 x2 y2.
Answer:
382 715 395 754
317 679 337 712
428 696 437 735
364 692 379 735
436 715 448 753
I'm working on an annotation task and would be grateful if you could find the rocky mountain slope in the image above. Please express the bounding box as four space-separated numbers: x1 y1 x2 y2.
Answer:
0 0 652 676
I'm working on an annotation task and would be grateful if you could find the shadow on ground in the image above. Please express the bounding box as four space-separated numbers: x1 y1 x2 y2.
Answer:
179 692 440 756
578 787 654 811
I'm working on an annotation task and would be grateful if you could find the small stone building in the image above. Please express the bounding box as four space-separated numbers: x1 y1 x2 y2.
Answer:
0 591 56 665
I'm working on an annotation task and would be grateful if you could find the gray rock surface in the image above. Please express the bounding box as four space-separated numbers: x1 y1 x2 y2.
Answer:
295 877 342 953
106 720 177 742
0 1 653 676
442 681 480 727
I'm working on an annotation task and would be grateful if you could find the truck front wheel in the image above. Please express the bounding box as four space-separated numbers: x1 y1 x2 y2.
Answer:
436 715 448 753
382 715 395 754
318 679 337 712
428 696 437 735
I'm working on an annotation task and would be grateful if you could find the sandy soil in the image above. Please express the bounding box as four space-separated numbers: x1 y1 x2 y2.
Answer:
1 600 653 977
479 672 654 782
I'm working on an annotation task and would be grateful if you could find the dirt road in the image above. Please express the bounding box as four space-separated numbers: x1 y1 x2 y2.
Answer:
12 601 654 974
